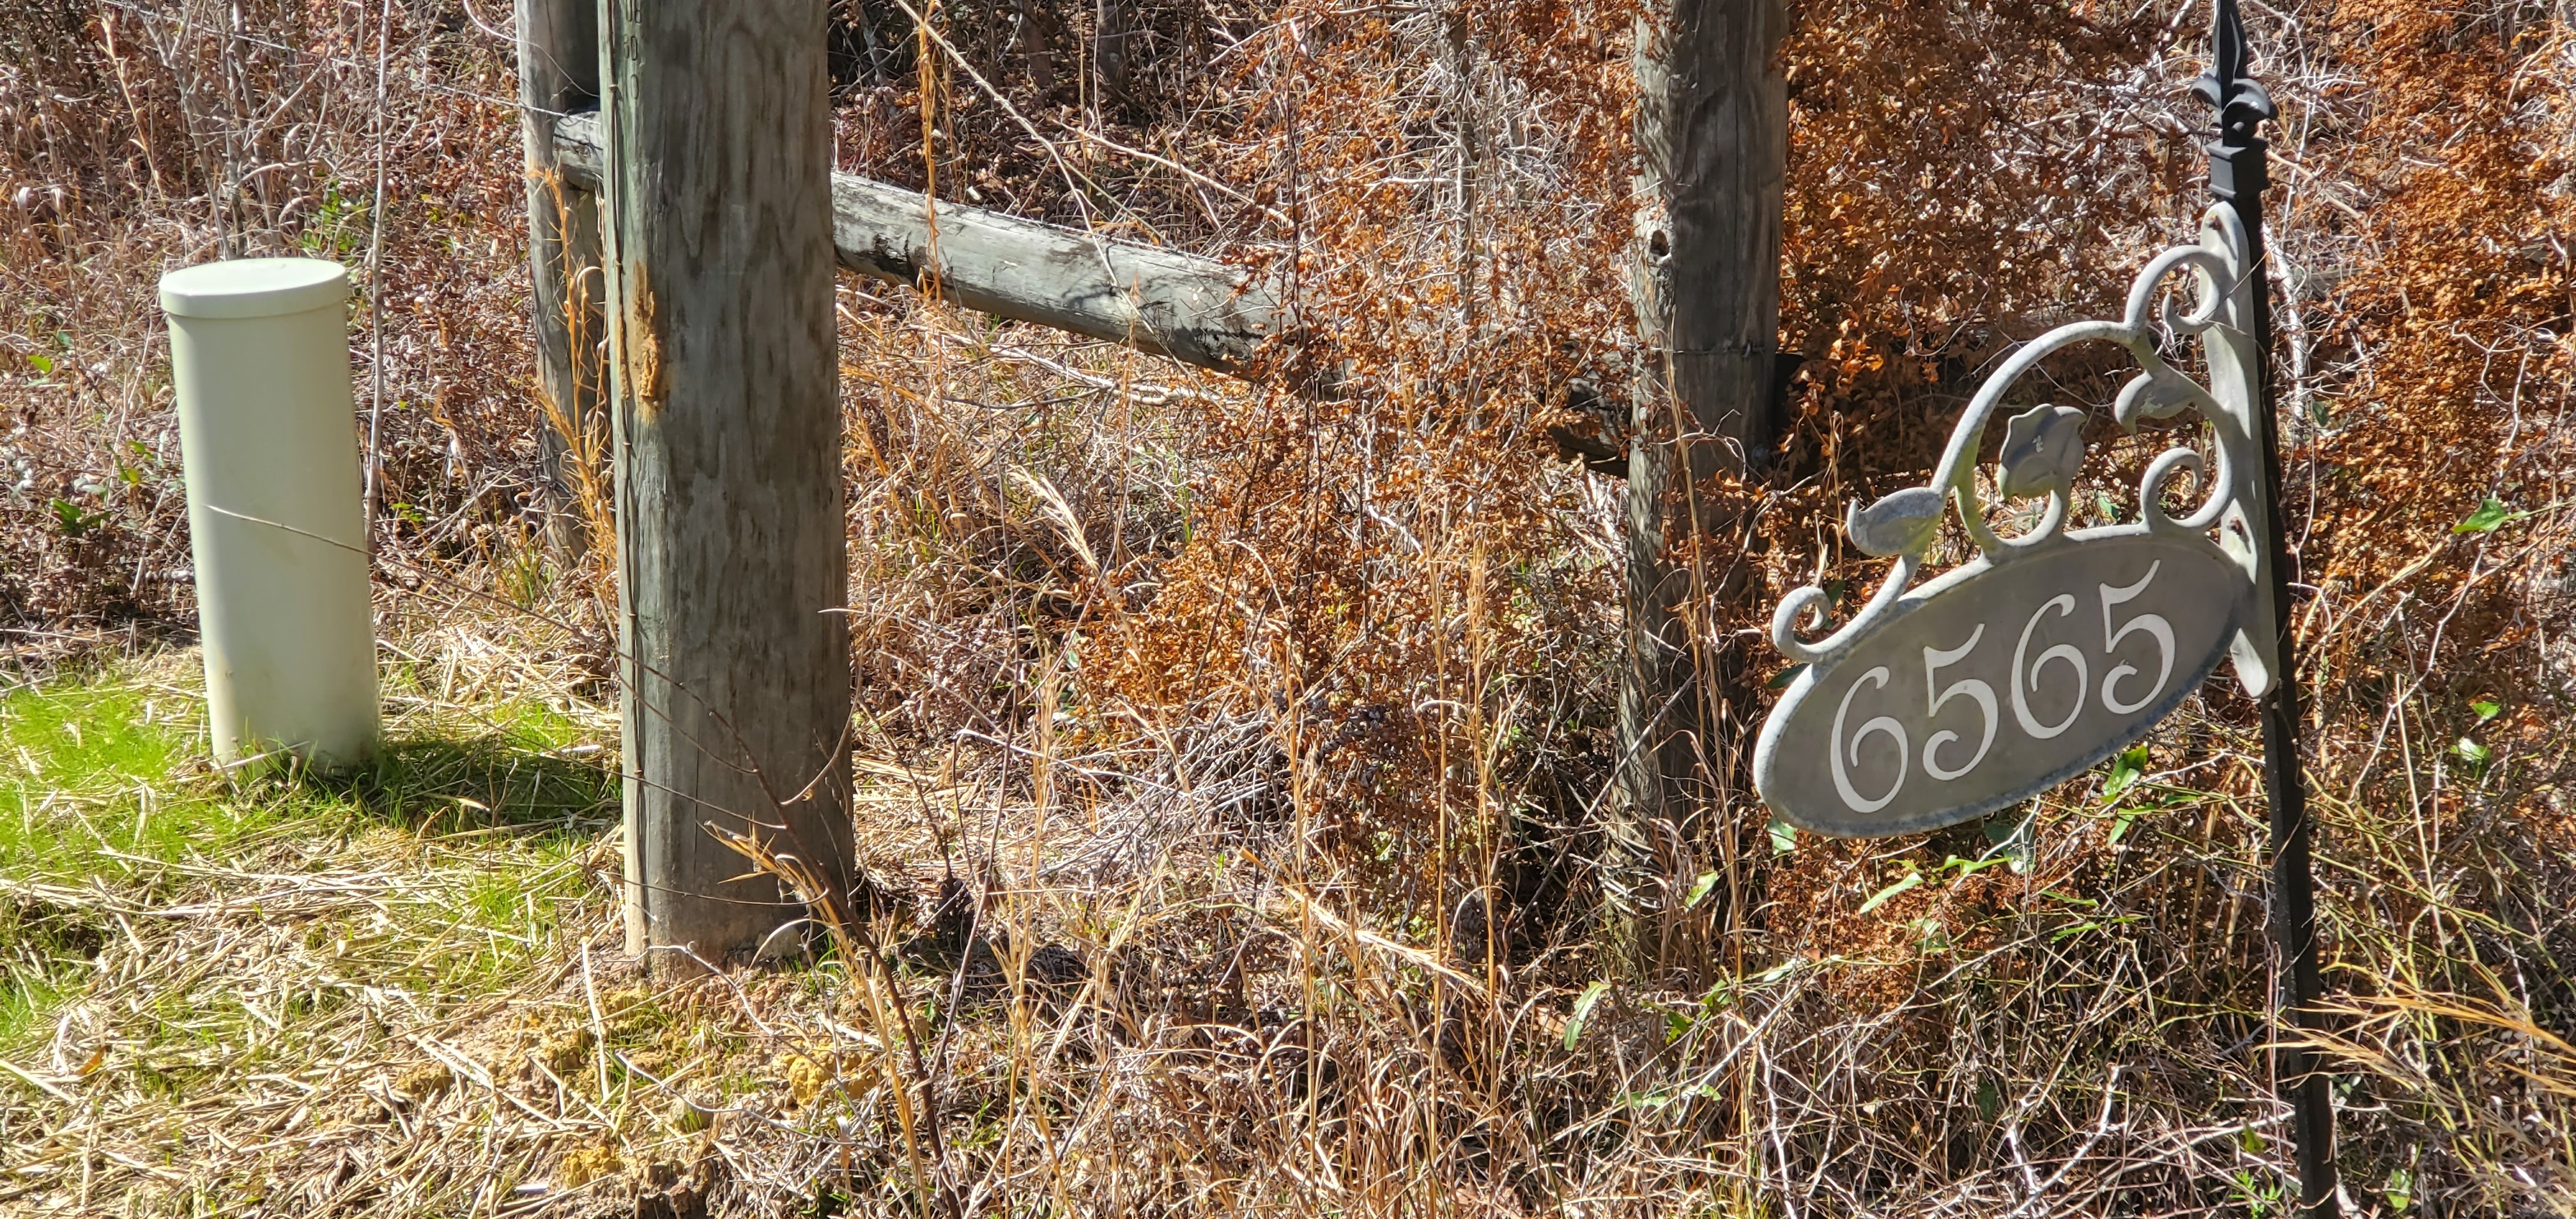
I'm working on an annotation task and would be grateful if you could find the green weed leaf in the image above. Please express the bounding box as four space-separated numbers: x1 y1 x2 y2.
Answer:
1857 869 1922 916
1939 853 2012 879
1767 815 1797 855
1564 980 1611 1051
1765 663 1807 691
1683 871 1720 910
2453 496 2531 533
2103 745 2148 800
1982 813 2034 873
47 498 94 537
2471 698 2501 723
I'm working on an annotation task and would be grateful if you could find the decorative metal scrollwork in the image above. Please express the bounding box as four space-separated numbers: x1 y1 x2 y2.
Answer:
1767 203 2281 700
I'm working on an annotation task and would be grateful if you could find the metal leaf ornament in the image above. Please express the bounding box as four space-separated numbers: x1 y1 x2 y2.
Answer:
1845 487 1945 558
1995 404 2088 500
2114 362 2206 428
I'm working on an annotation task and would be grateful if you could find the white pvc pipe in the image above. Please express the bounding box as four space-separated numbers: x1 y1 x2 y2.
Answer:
160 258 380 772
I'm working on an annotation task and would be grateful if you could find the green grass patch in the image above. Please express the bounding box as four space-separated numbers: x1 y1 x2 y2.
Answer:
0 670 616 875
0 675 297 876
0 657 620 1056
0 969 65 1050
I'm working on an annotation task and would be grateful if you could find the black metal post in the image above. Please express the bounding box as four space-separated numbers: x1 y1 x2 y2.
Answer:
2198 3 2336 1213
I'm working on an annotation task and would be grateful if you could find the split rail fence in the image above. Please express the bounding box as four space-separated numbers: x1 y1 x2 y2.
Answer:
516 0 1776 974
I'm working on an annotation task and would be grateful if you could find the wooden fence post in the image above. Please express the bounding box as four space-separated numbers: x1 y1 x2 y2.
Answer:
597 0 855 966
518 0 604 555
1616 0 1790 940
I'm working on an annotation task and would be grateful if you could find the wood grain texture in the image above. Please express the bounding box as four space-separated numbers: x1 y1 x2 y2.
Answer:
1614 0 1790 899
597 0 855 965
556 111 1279 373
518 0 604 554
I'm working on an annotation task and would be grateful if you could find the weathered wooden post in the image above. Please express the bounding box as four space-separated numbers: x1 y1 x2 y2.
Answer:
518 0 604 554
596 0 856 965
1616 0 1790 926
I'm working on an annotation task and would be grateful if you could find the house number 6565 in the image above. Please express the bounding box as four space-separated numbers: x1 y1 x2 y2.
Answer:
1830 562 2175 813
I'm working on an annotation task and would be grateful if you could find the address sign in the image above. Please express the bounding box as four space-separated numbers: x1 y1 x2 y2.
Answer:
1756 208 2288 838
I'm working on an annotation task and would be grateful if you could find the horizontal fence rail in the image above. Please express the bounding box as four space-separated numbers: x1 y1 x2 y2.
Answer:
553 111 1281 374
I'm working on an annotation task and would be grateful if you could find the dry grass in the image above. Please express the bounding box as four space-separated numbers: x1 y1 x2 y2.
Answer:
3 0 2574 1216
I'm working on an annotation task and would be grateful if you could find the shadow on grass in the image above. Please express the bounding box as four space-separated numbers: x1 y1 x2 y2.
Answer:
4 671 620 856
296 732 620 837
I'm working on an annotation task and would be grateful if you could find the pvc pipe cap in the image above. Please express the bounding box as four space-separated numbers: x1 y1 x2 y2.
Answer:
159 257 350 320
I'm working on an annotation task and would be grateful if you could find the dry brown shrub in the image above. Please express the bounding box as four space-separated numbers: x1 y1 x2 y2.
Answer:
1068 0 1636 881
0 0 536 645
2280 3 2576 1205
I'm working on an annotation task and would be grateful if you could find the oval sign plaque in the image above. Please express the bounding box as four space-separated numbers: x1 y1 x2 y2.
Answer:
1754 529 2249 837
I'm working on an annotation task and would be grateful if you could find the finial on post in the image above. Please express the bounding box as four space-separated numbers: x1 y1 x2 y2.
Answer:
2195 0 2277 201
